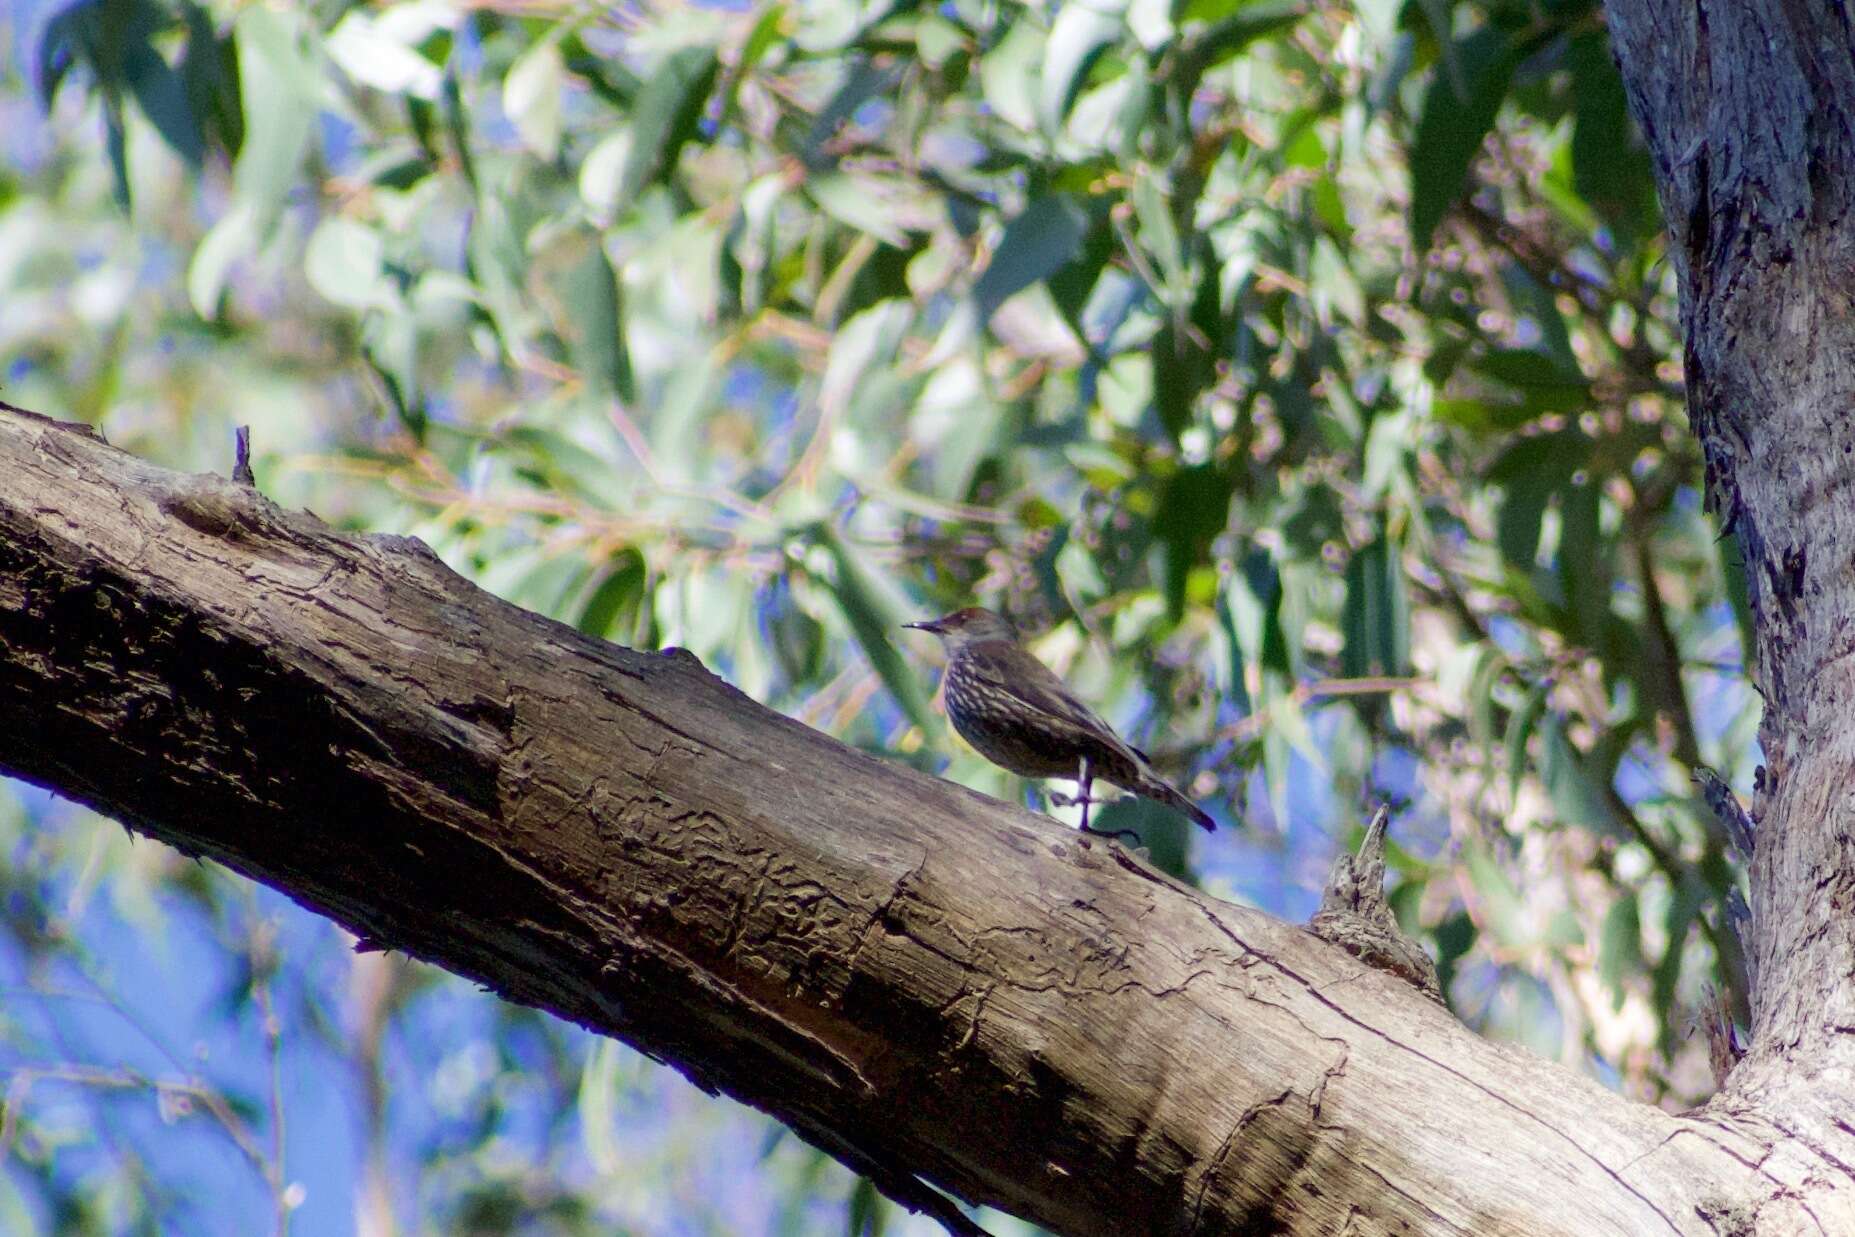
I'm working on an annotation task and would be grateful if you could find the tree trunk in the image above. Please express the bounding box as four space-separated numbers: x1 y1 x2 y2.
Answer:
0 400 1843 1233
1606 0 1855 1216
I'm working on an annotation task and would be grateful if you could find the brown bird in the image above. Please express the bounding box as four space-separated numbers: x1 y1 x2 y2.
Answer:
904 607 1215 833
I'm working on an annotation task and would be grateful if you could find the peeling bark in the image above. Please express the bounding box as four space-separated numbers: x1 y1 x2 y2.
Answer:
0 405 1846 1232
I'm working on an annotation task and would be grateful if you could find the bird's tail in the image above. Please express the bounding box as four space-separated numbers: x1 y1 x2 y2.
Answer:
1126 766 1216 832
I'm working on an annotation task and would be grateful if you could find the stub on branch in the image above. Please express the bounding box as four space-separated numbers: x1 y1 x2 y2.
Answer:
1307 807 1443 1003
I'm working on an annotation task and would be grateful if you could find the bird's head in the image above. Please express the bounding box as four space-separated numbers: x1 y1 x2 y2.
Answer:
904 607 1017 650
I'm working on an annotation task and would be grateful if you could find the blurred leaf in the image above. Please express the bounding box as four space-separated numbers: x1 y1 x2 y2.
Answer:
505 37 565 159
1489 430 1588 567
817 527 934 735
1341 532 1410 678
979 20 1044 131
1154 464 1232 622
804 59 903 167
188 201 258 319
558 236 632 399
578 552 648 641
1041 0 1125 134
1410 24 1519 251
305 217 396 310
125 39 204 164
231 5 317 217
807 173 914 247
847 1175 885 1236
1095 797 1193 880
1598 894 1642 1009
974 195 1091 322
1505 677 1550 803
1465 841 1527 948
619 46 720 203
1569 30 1653 237
577 1036 623 1175
326 8 445 99
1653 876 1705 1037
1472 348 1590 417
1174 1 1303 86
1557 474 1609 649
1539 717 1628 839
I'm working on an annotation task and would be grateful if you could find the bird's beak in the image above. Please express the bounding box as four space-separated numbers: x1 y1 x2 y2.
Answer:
903 618 943 634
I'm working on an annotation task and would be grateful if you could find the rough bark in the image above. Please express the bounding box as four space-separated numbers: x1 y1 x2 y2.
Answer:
0 407 1843 1233
1607 0 1855 1211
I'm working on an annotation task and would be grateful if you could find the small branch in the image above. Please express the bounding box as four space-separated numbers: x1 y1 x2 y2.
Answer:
232 426 256 487
1307 807 1444 1003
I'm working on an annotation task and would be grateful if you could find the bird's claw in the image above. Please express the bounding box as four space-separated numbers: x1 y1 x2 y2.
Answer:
1080 823 1144 845
1048 790 1101 808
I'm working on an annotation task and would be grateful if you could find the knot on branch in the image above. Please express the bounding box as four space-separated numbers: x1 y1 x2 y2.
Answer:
1307 806 1443 1003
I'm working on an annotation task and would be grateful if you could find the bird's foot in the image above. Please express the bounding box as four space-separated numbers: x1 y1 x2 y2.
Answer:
1048 790 1102 808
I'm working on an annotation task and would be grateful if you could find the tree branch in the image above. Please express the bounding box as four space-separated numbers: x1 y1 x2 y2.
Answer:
0 406 1822 1232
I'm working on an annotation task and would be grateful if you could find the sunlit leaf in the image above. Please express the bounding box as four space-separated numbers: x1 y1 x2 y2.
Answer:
1041 0 1125 135
504 37 565 159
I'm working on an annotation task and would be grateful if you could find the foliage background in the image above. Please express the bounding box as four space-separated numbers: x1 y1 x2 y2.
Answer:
0 0 1758 1230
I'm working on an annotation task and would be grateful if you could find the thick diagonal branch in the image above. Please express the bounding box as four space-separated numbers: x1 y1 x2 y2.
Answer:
0 407 1813 1233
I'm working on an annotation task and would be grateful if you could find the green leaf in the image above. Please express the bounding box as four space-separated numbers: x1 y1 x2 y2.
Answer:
1569 30 1653 236
979 20 1045 132
1598 894 1642 1009
804 59 903 166
1094 797 1194 881
1504 677 1550 803
1340 531 1410 678
1409 24 1520 251
1174 1 1302 84
1228 546 1291 679
807 172 914 247
1040 0 1125 134
504 37 565 159
618 46 720 204
325 9 444 100
1465 841 1527 948
847 1175 885 1236
1154 464 1233 622
1557 474 1609 650
125 40 204 165
558 235 632 400
577 552 647 641
1475 349 1589 413
821 299 914 418
232 5 318 217
817 527 934 735
1488 430 1588 567
1652 876 1704 1035
577 1039 623 1175
1468 648 1507 776
305 218 396 310
1540 717 1627 839
187 201 258 319
973 195 1090 321
179 0 244 156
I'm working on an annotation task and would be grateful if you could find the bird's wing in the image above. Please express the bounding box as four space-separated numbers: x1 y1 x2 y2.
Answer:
963 642 1146 766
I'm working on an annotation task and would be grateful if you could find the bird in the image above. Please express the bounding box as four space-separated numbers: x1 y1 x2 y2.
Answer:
903 607 1215 834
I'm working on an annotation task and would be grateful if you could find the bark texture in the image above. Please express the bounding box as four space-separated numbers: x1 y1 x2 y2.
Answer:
1608 0 1855 1208
0 405 1830 1232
